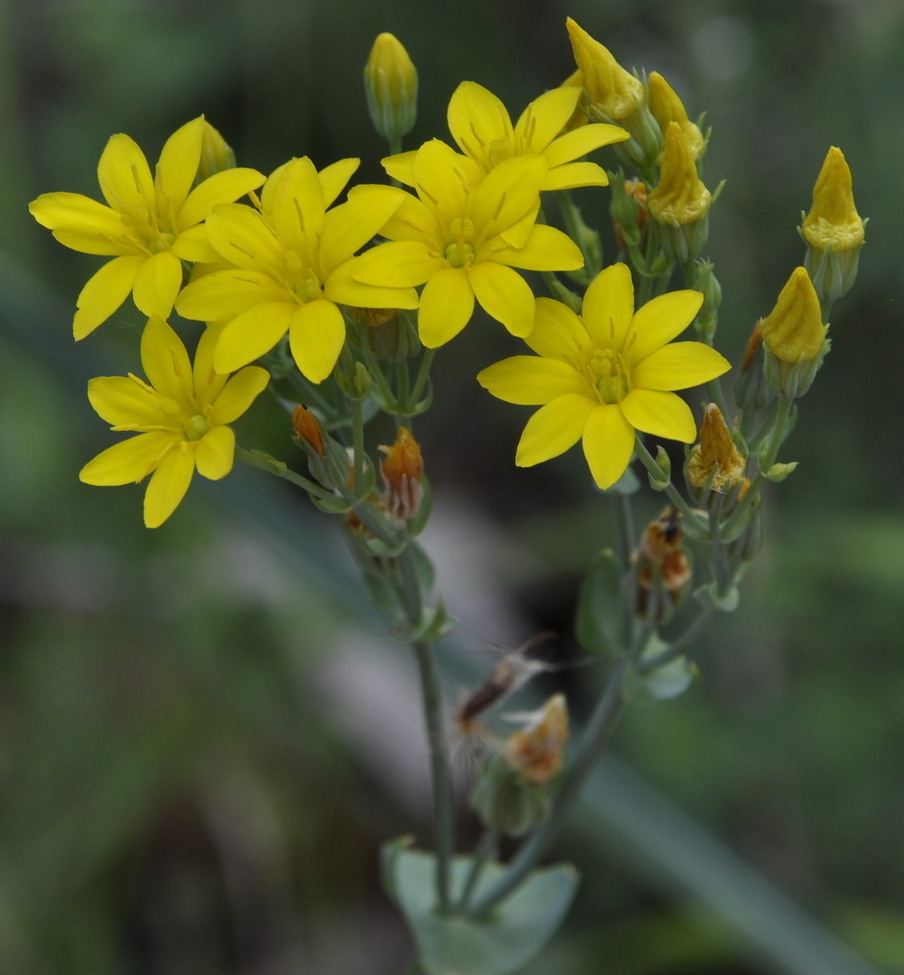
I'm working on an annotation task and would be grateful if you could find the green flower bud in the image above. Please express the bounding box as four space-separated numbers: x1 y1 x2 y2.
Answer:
364 33 418 145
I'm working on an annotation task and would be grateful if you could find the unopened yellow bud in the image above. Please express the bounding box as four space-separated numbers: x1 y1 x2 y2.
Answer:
760 267 830 398
503 694 570 785
380 426 423 519
685 404 748 498
364 33 418 145
801 147 865 303
647 72 705 160
647 122 712 261
196 121 236 182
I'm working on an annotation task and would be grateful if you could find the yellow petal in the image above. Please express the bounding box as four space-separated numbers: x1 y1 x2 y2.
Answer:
140 316 193 406
79 431 174 485
447 82 514 167
155 116 204 211
418 267 474 347
515 394 594 466
209 365 269 423
627 289 704 362
204 204 283 273
73 256 143 339
381 149 417 186
317 157 360 207
214 301 295 372
349 240 440 288
477 356 584 405
468 262 535 337
287 300 346 383
143 447 195 527
87 375 167 428
194 425 235 480
319 186 405 270
582 263 635 350
177 269 286 322
543 123 628 168
170 224 221 264
541 161 609 192
620 388 696 441
29 192 129 253
514 86 580 151
178 167 266 229
528 297 592 360
494 224 583 272
581 404 635 489
471 155 546 240
324 258 420 309
98 133 154 212
132 251 184 319
266 156 326 249
632 342 730 391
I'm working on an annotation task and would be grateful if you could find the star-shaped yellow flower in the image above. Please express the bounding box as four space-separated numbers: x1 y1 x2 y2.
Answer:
350 138 584 347
29 116 265 339
175 156 418 382
79 317 269 527
477 263 730 489
385 81 627 192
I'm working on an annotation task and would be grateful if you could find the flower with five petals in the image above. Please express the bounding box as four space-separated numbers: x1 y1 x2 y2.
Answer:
79 317 269 527
477 262 730 489
28 116 265 339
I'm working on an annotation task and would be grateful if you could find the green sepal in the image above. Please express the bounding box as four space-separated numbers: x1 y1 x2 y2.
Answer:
699 581 740 612
382 842 579 975
575 548 624 657
763 461 798 482
628 635 698 702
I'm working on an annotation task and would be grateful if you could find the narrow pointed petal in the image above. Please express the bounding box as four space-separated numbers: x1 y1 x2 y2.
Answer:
324 259 419 309
319 186 405 269
620 388 697 441
627 290 704 362
195 425 235 480
471 155 546 239
582 263 635 350
528 297 592 360
73 256 143 339
381 149 417 186
178 167 266 229
418 267 474 347
155 116 204 210
214 302 295 372
204 204 283 273
140 316 193 405
288 300 346 383
192 324 229 403
543 124 628 168
541 161 609 192
29 192 129 252
266 157 326 248
177 269 286 322
349 240 440 288
317 157 359 207
98 133 155 211
143 447 195 527
477 356 584 405
79 431 174 485
632 342 730 391
582 404 636 489
210 365 269 423
170 224 220 263
494 224 583 272
132 251 184 319
87 375 167 428
447 82 514 163
468 262 535 337
515 394 594 466
514 86 580 151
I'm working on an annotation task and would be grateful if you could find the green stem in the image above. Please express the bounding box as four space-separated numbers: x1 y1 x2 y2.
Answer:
235 446 333 502
456 827 499 911
467 656 629 918
632 438 707 533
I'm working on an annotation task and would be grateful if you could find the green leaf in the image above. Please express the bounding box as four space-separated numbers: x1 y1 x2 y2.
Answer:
384 845 578 975
575 548 623 657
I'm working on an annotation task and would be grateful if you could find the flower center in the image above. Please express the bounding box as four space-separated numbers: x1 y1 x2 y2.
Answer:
183 414 210 441
487 138 514 166
443 217 476 268
282 250 322 302
589 348 630 404
121 205 174 253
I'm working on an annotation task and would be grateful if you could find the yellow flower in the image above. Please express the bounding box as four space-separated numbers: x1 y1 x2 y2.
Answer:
646 72 705 160
175 156 417 383
364 32 418 143
444 81 628 190
565 18 644 124
647 122 711 226
79 318 269 528
28 116 265 339
760 267 827 363
477 263 730 489
350 139 583 347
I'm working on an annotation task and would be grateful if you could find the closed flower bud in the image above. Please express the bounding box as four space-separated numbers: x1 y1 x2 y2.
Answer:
647 122 712 261
364 32 418 145
800 146 866 303
647 72 706 161
291 404 325 457
196 120 236 182
760 267 830 399
565 18 660 169
685 404 748 502
380 426 423 519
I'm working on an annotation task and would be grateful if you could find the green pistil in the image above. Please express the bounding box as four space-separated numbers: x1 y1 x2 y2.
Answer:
590 348 629 404
183 414 210 441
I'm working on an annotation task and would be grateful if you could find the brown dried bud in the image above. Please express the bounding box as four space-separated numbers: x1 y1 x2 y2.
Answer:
380 426 423 519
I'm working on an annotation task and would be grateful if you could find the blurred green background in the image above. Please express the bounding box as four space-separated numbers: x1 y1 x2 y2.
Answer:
2 0 903 973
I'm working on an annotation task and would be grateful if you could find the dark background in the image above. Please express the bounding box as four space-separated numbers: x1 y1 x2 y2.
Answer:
2 0 902 972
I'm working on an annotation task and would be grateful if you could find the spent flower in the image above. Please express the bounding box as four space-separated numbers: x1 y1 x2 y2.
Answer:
79 318 269 527
477 262 730 489
29 116 265 339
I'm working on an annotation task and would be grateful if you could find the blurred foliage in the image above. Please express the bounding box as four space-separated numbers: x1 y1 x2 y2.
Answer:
2 0 903 973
